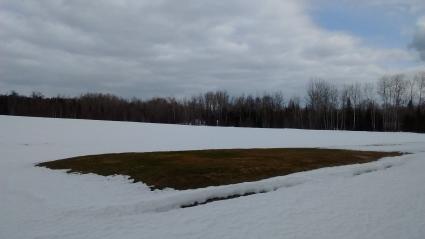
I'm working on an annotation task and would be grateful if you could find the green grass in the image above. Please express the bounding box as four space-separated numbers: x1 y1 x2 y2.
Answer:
37 148 401 190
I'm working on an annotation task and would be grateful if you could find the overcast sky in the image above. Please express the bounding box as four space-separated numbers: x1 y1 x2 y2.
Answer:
0 0 424 98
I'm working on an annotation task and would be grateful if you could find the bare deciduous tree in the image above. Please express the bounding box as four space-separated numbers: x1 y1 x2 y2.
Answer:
1 71 424 132
416 71 425 106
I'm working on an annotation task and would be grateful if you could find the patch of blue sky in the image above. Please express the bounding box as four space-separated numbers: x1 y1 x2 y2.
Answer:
310 3 417 49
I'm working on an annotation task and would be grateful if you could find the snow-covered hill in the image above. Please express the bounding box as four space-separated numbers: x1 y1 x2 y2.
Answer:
1 115 425 239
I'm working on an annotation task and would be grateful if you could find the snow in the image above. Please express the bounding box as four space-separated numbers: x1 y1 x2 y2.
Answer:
1 115 425 239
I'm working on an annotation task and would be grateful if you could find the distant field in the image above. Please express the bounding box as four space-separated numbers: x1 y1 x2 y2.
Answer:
37 148 401 190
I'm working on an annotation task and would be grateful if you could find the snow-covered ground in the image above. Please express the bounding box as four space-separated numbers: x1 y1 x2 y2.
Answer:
1 115 425 239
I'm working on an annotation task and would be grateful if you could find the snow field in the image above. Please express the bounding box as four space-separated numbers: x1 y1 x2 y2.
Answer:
1 115 425 239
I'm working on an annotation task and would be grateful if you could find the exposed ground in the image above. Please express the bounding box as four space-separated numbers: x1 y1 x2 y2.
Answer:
37 148 401 190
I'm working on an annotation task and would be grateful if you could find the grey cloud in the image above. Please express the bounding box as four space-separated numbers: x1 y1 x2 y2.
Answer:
410 18 425 60
312 0 425 13
0 0 418 98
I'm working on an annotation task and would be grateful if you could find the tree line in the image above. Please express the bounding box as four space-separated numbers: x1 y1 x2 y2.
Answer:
1 72 425 132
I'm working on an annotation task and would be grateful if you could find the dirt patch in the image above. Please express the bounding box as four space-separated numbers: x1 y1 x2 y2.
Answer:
37 148 401 190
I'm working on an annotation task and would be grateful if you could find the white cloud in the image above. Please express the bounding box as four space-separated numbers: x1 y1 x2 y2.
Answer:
0 0 420 98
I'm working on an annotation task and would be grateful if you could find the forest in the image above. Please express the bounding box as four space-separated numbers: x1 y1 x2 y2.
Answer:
1 72 425 132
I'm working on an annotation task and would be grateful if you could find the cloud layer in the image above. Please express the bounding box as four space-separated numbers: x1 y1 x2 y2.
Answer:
410 17 425 60
0 0 420 98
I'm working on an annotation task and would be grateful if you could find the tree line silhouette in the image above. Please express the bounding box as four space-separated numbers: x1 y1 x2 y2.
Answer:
1 72 425 132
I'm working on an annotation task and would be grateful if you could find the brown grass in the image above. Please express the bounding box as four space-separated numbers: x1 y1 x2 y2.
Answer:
37 148 401 190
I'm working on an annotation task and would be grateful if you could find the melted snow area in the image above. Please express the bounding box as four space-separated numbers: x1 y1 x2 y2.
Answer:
1 115 425 239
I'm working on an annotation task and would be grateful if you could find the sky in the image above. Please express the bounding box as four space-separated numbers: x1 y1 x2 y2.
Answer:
0 0 424 99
